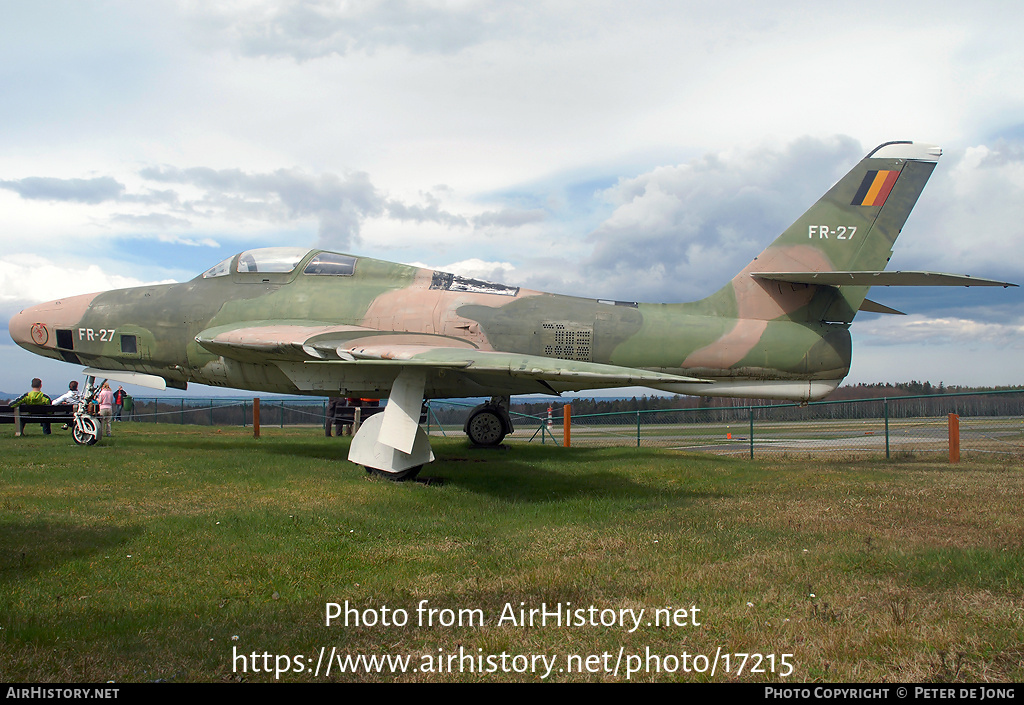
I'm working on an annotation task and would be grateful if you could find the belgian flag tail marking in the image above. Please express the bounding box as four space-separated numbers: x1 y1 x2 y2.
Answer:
851 169 900 207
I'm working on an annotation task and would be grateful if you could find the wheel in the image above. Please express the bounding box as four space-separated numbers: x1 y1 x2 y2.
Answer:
466 409 506 446
73 417 100 446
364 465 423 481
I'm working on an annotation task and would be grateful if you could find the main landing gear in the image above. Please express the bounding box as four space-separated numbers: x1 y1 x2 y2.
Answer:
464 396 514 447
348 369 434 481
349 375 515 480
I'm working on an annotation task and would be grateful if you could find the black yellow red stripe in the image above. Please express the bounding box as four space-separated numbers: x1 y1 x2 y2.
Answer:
851 170 900 206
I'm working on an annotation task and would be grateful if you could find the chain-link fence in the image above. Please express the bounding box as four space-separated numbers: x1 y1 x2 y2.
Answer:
427 390 1024 459
125 397 330 428
113 390 1024 459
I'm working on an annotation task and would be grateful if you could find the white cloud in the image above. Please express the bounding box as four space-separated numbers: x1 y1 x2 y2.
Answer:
156 233 220 248
0 254 175 304
858 314 1024 349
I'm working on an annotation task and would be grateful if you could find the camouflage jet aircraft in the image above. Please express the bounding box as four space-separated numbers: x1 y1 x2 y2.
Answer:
9 141 1016 478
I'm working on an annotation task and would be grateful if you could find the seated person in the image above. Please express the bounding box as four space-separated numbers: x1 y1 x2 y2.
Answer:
11 378 52 435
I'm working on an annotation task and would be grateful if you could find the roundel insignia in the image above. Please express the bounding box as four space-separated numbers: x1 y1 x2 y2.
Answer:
30 323 49 346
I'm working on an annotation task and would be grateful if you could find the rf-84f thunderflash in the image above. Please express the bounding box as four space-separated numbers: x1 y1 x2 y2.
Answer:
9 141 1016 478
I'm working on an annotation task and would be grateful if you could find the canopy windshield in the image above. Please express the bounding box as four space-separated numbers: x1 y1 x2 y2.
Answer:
236 247 308 274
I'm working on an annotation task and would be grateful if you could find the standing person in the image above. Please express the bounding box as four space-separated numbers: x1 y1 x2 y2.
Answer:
11 378 52 435
113 386 127 420
97 382 114 437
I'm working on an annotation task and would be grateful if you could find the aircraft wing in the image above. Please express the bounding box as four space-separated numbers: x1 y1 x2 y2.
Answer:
753 271 1018 287
312 344 712 386
195 322 712 391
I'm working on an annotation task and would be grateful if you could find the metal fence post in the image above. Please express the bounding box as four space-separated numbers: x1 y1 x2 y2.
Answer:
563 404 571 448
884 397 890 459
636 410 641 447
948 413 960 463
749 405 754 459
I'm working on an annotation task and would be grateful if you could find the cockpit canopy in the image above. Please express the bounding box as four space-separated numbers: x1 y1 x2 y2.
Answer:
201 248 357 279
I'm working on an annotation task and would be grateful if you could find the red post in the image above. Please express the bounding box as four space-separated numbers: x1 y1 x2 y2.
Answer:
563 404 571 447
948 413 959 463
253 397 261 439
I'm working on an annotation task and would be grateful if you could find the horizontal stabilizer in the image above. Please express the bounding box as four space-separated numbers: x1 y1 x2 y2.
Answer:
753 271 1018 287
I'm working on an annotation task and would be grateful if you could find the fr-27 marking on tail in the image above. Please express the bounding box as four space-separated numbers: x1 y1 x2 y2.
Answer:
808 225 857 240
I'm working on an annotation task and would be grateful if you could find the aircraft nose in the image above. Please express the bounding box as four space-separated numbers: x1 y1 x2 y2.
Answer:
8 292 100 351
8 304 42 349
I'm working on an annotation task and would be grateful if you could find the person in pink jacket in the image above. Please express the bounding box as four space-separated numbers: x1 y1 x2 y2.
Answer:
97 382 114 437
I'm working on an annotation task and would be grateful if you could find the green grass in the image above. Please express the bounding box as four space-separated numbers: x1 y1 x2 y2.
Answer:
1 423 1022 682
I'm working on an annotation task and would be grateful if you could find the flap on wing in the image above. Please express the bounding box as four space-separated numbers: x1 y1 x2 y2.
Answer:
314 345 712 385
195 322 476 362
752 271 1018 287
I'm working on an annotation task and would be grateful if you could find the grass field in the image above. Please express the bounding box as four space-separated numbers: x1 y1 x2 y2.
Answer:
1 422 1022 682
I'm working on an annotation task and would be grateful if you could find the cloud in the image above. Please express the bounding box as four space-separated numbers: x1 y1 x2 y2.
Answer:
578 136 864 302
3 163 555 257
155 233 220 248
472 208 546 228
886 139 1024 280
858 314 1024 348
0 176 125 204
110 213 193 229
385 191 468 227
140 166 476 249
190 0 520 60
0 254 175 304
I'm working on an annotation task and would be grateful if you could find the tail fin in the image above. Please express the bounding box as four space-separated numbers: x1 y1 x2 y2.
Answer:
717 141 941 323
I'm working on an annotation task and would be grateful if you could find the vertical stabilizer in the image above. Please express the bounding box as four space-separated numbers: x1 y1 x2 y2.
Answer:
719 141 941 323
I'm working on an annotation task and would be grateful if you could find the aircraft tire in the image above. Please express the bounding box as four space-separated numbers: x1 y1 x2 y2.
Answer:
364 465 423 482
466 408 506 446
73 417 100 446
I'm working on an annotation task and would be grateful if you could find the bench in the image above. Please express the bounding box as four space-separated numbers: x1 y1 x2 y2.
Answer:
0 404 76 436
325 401 389 437
333 405 386 424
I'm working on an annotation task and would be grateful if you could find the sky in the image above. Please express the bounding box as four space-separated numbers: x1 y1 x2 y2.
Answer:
2 0 1023 397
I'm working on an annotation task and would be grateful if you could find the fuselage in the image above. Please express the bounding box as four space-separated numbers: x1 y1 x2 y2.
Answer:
9 247 850 401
